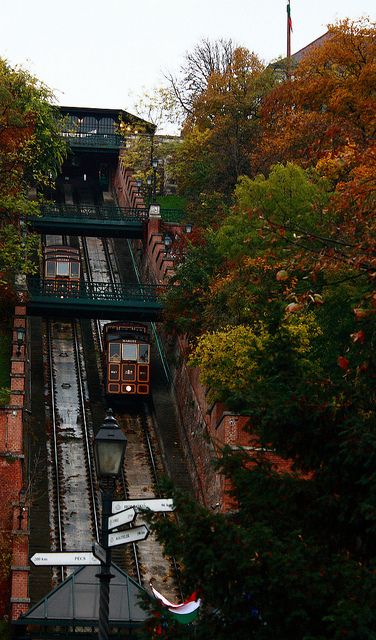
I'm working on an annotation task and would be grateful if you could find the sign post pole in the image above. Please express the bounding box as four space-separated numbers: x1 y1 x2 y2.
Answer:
98 480 114 640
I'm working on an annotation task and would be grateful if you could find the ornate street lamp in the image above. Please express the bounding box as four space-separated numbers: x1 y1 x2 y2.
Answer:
136 178 142 195
151 158 158 203
147 175 152 206
164 233 173 254
94 409 127 640
18 487 27 529
16 326 26 357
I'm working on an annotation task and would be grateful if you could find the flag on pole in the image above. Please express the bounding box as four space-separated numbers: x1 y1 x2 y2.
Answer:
287 0 293 32
150 583 201 625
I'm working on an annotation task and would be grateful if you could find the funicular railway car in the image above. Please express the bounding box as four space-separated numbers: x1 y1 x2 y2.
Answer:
103 322 151 397
43 245 80 294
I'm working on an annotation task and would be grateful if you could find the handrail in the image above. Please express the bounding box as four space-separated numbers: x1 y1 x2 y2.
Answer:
37 204 149 221
27 277 166 303
61 132 122 148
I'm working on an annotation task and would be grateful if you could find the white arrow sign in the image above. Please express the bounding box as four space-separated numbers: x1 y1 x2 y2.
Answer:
112 498 174 514
108 507 135 530
30 552 100 566
108 525 149 548
92 542 106 563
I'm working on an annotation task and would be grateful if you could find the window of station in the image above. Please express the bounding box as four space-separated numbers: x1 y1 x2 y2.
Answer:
46 261 55 277
109 343 121 362
98 117 116 135
122 343 137 361
56 262 70 277
138 344 150 363
81 116 97 134
71 262 80 278
62 115 79 135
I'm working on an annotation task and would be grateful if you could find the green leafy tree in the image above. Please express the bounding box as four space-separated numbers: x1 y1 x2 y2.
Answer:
0 58 67 287
161 156 376 638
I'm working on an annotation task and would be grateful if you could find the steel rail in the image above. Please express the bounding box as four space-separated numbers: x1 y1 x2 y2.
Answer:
100 239 143 584
80 237 104 354
46 320 65 583
72 320 100 542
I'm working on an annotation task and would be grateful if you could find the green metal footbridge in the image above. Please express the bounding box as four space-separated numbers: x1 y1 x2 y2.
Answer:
27 278 165 321
28 204 149 238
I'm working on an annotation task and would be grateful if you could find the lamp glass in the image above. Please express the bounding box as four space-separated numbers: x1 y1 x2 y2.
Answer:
95 416 127 478
152 158 158 169
96 438 126 477
17 327 26 344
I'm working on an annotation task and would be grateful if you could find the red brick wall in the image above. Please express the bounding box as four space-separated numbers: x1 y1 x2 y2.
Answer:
0 304 30 620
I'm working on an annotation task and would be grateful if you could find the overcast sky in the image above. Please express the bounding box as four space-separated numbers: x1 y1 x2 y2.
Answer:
1 1 374 132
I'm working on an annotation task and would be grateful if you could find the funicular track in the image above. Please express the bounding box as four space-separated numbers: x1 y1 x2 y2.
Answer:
44 306 100 580
30 179 186 606
77 191 179 595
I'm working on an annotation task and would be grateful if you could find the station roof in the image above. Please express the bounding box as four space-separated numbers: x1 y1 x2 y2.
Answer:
59 105 156 135
17 563 149 629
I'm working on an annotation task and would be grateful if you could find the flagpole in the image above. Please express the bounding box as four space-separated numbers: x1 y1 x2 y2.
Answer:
287 0 292 77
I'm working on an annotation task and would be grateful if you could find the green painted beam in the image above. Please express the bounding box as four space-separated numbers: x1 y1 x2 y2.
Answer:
26 278 165 321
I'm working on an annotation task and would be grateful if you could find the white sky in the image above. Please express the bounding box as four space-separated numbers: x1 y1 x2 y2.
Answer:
1 0 374 132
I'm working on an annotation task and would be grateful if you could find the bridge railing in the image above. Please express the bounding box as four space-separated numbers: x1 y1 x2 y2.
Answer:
39 204 149 222
27 277 166 303
62 132 122 149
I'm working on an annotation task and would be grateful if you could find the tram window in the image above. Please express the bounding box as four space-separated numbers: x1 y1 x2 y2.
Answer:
109 343 121 362
46 261 55 277
57 262 69 276
138 344 150 363
122 343 137 361
71 263 79 277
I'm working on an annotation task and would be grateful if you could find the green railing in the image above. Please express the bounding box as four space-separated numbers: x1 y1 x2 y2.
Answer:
39 204 149 222
62 132 122 149
27 278 166 304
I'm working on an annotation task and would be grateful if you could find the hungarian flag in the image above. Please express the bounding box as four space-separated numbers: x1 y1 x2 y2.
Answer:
150 583 201 625
287 0 293 31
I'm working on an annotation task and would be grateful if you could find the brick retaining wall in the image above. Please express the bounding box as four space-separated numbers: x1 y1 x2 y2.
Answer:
0 304 30 621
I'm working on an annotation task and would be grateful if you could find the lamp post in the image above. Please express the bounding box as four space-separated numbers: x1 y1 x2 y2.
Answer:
18 487 27 529
164 233 173 255
94 409 127 640
147 175 152 206
16 326 26 357
136 178 142 195
152 158 158 203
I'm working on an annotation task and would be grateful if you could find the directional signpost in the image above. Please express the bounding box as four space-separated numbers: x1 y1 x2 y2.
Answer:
108 524 149 548
31 498 171 570
112 498 174 514
30 552 100 566
108 507 135 530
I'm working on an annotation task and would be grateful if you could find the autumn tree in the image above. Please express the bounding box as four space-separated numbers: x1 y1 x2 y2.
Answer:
167 47 276 206
252 18 376 175
0 58 67 288
160 159 376 638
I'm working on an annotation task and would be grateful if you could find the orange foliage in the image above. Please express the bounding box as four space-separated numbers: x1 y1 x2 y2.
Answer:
253 18 376 174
